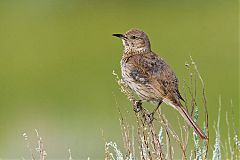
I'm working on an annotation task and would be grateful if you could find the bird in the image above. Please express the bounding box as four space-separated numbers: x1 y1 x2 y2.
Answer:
113 28 207 140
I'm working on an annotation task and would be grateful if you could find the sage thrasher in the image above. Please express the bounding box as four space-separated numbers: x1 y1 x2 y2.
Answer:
113 28 207 139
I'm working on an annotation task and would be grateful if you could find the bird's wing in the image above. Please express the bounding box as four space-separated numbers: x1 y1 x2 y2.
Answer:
129 53 207 139
132 52 184 102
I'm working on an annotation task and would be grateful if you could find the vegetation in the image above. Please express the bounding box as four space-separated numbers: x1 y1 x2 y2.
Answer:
21 58 239 159
105 57 239 160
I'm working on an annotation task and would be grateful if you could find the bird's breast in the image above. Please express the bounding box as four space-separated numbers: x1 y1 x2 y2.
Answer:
120 59 160 103
120 59 132 86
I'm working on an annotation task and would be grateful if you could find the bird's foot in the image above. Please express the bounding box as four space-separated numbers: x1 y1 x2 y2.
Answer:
143 112 156 124
133 100 142 113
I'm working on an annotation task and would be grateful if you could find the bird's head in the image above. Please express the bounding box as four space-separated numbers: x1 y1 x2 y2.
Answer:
113 28 151 53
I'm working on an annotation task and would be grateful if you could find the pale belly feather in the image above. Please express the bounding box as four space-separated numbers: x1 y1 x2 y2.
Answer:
121 60 161 104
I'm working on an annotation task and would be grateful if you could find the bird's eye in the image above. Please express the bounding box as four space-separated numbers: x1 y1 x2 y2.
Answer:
131 36 137 39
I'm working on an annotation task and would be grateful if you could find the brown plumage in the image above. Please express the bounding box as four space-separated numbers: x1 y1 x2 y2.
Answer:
113 28 207 140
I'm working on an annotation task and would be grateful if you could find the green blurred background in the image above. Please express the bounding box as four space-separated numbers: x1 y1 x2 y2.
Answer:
0 0 238 159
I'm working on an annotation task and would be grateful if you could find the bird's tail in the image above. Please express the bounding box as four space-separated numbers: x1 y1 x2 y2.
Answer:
176 104 208 139
163 98 208 139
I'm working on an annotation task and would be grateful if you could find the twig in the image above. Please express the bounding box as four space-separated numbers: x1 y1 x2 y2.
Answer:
35 129 47 160
190 56 209 159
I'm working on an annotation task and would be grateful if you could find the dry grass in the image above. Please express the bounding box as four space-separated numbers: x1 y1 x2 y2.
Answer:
20 57 239 160
22 129 47 160
106 57 239 160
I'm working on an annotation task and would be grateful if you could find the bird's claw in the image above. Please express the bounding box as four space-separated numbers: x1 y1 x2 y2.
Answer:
143 112 156 124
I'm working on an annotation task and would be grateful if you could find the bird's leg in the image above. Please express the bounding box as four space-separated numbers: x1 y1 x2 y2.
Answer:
151 100 163 116
144 100 163 124
133 100 143 113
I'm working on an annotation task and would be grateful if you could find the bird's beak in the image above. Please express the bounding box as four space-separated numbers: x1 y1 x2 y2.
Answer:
112 34 126 39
